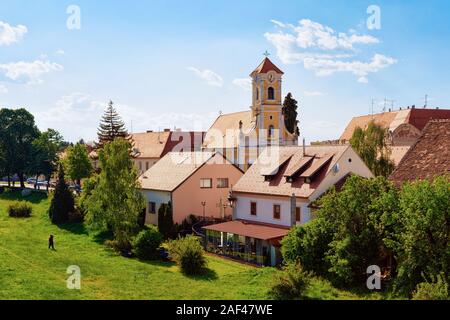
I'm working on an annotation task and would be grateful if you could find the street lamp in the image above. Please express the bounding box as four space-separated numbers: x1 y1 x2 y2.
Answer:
201 201 206 221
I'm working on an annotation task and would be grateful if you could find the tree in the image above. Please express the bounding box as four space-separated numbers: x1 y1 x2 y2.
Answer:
49 163 74 224
0 108 39 187
387 176 450 296
83 138 145 248
96 101 128 148
158 202 175 239
65 142 92 185
132 226 163 260
282 93 300 135
30 129 64 190
350 121 395 177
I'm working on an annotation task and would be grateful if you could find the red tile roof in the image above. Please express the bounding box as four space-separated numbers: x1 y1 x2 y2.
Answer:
389 119 450 186
203 220 290 240
250 57 284 76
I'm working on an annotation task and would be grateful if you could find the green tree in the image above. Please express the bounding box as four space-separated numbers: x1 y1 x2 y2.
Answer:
30 129 64 190
350 121 395 177
96 101 128 149
132 226 163 260
282 93 300 135
158 202 174 239
65 142 92 185
0 108 39 187
388 176 450 296
49 163 74 224
84 138 145 248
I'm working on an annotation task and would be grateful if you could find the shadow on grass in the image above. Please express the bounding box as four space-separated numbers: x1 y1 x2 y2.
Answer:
57 222 89 235
183 267 218 281
0 189 48 204
92 230 114 245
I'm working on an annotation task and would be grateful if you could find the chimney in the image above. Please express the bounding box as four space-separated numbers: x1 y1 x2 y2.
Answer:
290 193 297 227
146 130 153 133
164 128 171 132
302 138 306 156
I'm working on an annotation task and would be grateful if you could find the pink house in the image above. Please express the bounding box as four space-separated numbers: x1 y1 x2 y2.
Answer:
138 152 243 225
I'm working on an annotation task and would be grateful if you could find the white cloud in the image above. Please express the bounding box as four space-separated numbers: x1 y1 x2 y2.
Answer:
303 90 324 97
265 19 395 82
303 54 397 81
0 60 63 84
35 93 218 142
232 78 252 91
0 21 27 46
187 67 224 87
0 84 8 94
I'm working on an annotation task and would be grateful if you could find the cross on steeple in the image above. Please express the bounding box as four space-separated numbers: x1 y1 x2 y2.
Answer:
263 50 270 58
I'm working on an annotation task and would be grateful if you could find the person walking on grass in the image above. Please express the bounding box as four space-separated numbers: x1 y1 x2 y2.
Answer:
48 235 55 250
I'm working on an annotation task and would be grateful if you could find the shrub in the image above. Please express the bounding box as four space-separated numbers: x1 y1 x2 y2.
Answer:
268 262 311 300
412 274 449 300
168 235 207 275
8 201 32 218
132 226 163 260
105 238 132 256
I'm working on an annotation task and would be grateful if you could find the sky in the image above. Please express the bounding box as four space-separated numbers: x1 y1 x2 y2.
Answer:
1 0 450 143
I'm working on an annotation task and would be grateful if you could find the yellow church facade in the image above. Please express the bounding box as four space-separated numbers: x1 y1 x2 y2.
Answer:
203 57 298 171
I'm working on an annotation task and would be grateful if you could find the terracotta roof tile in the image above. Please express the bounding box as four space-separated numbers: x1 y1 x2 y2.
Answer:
250 57 284 76
389 119 450 186
139 151 215 191
203 220 289 240
233 146 348 198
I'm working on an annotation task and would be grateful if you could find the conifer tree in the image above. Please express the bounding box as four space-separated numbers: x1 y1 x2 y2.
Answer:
96 100 128 148
49 163 74 224
282 93 300 135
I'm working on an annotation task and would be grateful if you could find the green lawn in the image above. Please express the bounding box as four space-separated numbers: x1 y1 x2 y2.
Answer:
0 189 384 300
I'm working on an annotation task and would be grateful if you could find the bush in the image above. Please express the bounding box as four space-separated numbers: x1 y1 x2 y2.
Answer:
105 239 132 256
132 226 163 260
412 274 449 300
168 235 207 275
7 201 32 218
268 262 311 300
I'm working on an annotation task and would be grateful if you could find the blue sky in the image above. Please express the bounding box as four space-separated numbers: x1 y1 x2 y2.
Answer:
1 0 449 142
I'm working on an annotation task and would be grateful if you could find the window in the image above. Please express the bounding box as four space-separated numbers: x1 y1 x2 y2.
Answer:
256 88 259 101
200 178 212 188
268 87 275 100
146 162 149 171
296 207 301 222
250 202 257 216
138 161 142 171
148 202 156 214
268 125 275 139
217 178 229 188
273 204 281 219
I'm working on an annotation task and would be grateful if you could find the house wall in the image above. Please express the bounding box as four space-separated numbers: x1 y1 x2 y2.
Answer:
234 193 310 227
141 189 171 225
309 147 374 202
171 154 243 224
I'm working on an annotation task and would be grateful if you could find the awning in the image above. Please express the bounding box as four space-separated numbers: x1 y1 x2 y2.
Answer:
203 220 290 241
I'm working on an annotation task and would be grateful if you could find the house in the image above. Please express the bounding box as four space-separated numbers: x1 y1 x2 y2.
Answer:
203 57 298 172
340 107 450 145
389 119 450 187
130 130 205 175
203 145 373 266
138 151 243 225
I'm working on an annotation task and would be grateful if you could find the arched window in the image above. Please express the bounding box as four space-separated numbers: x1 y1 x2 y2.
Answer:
268 125 275 139
256 88 259 101
268 87 275 100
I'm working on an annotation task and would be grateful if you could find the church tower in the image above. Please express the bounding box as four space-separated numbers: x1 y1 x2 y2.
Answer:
250 57 286 145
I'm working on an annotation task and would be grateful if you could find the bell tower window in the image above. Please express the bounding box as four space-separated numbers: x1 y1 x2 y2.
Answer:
268 87 275 100
268 125 275 139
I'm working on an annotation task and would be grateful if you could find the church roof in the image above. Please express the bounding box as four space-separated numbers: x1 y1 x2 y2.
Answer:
203 111 255 149
250 57 284 76
389 119 450 186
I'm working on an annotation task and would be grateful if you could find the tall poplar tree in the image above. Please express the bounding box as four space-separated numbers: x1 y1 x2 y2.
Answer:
282 93 300 135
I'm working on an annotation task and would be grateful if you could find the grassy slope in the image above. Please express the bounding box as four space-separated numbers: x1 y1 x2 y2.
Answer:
0 190 383 300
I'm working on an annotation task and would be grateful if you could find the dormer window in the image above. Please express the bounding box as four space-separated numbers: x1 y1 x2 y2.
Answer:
268 87 275 100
